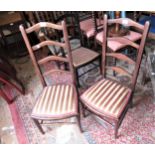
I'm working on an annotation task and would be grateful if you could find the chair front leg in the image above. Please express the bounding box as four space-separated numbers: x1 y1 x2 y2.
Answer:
75 68 80 87
86 39 90 48
32 118 45 134
129 93 134 108
114 121 119 139
113 57 116 77
76 115 83 132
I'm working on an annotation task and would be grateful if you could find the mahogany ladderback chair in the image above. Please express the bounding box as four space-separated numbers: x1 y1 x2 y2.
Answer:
19 21 82 134
80 15 150 138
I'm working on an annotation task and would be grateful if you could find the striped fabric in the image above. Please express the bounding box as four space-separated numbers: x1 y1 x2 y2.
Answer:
80 78 132 119
95 30 142 52
31 84 78 119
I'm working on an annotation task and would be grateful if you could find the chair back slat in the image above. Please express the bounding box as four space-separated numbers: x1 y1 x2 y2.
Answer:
106 53 136 65
106 66 132 78
108 18 144 31
102 14 150 91
38 56 69 65
32 40 65 51
26 22 63 33
43 69 71 77
108 37 140 49
20 20 75 87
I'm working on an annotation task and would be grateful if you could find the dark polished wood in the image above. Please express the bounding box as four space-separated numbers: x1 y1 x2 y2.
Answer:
80 14 150 139
0 12 27 58
108 24 129 37
0 12 23 26
20 21 82 134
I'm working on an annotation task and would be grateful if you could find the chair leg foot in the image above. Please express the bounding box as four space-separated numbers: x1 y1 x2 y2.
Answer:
83 107 87 118
130 101 133 108
80 103 87 118
114 122 119 139
130 95 134 109
77 115 84 133
75 69 80 88
32 118 45 134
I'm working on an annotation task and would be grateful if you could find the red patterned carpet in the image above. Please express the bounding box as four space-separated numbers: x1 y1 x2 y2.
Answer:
3 39 155 143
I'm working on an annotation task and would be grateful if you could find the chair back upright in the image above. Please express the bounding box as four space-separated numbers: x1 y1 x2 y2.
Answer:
102 14 150 90
20 21 76 87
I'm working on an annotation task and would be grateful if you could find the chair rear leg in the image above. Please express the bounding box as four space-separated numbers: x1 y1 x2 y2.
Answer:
76 115 83 132
114 121 119 139
87 38 91 48
94 39 98 51
129 93 134 108
75 69 80 87
81 103 87 118
32 118 45 134
99 55 102 75
113 57 116 76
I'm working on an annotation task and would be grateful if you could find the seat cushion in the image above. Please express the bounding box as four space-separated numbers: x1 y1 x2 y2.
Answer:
31 84 78 119
80 19 95 38
96 30 142 52
72 47 100 67
80 18 103 38
80 78 132 119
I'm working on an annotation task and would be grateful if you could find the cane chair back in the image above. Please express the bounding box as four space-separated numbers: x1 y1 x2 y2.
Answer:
80 14 150 138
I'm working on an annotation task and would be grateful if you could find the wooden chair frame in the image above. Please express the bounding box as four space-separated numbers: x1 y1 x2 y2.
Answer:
20 21 82 134
80 14 150 138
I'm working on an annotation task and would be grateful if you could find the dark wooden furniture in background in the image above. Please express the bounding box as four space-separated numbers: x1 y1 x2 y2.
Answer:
20 21 82 134
24 11 82 55
0 56 24 103
0 12 27 58
80 15 150 138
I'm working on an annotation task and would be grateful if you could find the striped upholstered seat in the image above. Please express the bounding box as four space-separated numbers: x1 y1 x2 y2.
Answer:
80 78 132 119
95 30 142 52
31 84 78 119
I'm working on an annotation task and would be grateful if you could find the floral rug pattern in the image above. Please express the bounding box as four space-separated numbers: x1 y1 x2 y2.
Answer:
3 39 155 143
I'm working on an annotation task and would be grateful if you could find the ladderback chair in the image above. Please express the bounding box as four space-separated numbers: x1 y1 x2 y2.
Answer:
80 14 150 138
19 21 82 134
